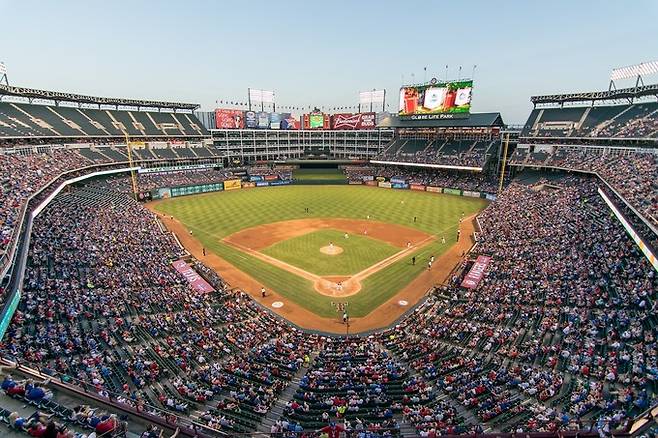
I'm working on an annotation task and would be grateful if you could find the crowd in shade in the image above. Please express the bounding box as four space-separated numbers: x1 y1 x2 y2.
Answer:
374 139 495 169
344 166 499 193
0 169 656 436
94 169 237 193
510 147 657 225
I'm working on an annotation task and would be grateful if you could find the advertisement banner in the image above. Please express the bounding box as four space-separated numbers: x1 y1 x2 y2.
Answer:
249 175 264 182
170 183 223 197
152 187 172 199
215 109 245 129
269 180 291 186
264 174 278 181
399 79 473 119
242 182 256 188
390 177 407 184
224 179 242 191
392 183 409 189
410 184 426 191
485 193 497 201
378 181 392 188
257 111 270 129
331 112 377 130
362 175 374 181
172 260 215 293
460 256 492 289
444 188 462 196
365 180 378 186
426 186 442 193
463 190 481 198
281 113 300 130
256 181 269 187
245 111 258 129
309 114 324 129
348 180 363 185
375 176 387 182
269 112 282 129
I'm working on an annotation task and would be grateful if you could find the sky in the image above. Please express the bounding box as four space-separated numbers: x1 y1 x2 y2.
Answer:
1 0 657 124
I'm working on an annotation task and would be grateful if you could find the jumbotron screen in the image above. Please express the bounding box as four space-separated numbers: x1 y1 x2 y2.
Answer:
398 80 473 119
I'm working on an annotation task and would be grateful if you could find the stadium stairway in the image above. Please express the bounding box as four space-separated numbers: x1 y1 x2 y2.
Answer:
255 351 319 434
381 343 480 436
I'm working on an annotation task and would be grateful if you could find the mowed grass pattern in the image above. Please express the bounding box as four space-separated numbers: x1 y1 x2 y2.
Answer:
261 229 400 276
154 185 488 317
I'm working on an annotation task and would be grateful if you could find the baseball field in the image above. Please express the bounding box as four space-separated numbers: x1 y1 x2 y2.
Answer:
150 184 488 331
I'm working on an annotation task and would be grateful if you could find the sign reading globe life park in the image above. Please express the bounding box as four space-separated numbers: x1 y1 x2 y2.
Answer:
399 78 474 120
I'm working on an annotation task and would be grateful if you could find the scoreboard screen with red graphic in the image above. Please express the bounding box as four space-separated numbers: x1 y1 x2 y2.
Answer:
398 79 473 120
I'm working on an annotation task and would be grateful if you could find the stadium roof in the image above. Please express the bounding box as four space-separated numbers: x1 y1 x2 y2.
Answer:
0 84 200 110
378 112 504 128
531 83 658 106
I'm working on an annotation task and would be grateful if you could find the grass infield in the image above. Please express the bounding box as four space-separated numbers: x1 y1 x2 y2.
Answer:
261 229 400 276
154 185 488 317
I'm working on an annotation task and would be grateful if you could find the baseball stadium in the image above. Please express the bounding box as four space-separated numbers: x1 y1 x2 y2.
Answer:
0 2 657 438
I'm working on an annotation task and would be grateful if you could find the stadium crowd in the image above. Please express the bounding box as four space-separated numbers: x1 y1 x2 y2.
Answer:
0 163 656 436
344 166 498 194
510 147 657 225
0 150 91 261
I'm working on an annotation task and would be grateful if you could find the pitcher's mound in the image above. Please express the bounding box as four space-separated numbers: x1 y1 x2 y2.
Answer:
320 245 343 255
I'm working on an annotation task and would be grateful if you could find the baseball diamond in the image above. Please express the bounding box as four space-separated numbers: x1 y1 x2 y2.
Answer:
150 184 488 323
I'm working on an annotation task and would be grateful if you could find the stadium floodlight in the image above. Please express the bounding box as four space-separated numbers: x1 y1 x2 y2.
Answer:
0 62 7 86
359 90 385 104
358 89 386 112
248 88 275 103
610 60 658 81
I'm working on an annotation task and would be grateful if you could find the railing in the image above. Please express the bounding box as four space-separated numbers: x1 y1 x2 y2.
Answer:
0 356 221 437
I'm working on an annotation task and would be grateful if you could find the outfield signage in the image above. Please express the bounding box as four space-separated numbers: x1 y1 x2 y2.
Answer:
410 184 426 191
170 183 223 197
392 183 409 189
463 190 480 198
461 255 492 289
138 163 218 174
172 260 215 293
390 177 407 184
242 181 256 188
378 181 392 188
269 180 291 186
256 181 269 187
224 179 242 191
444 188 462 196
426 186 442 193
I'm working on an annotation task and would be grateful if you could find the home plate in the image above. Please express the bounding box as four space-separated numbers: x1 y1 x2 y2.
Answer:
398 300 408 306
272 301 284 308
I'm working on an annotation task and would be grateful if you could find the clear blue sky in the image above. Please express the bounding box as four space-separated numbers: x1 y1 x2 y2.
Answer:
1 0 657 123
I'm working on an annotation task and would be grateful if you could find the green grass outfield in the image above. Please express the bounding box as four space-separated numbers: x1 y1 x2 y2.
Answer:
261 229 400 276
153 185 488 317
292 168 347 181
